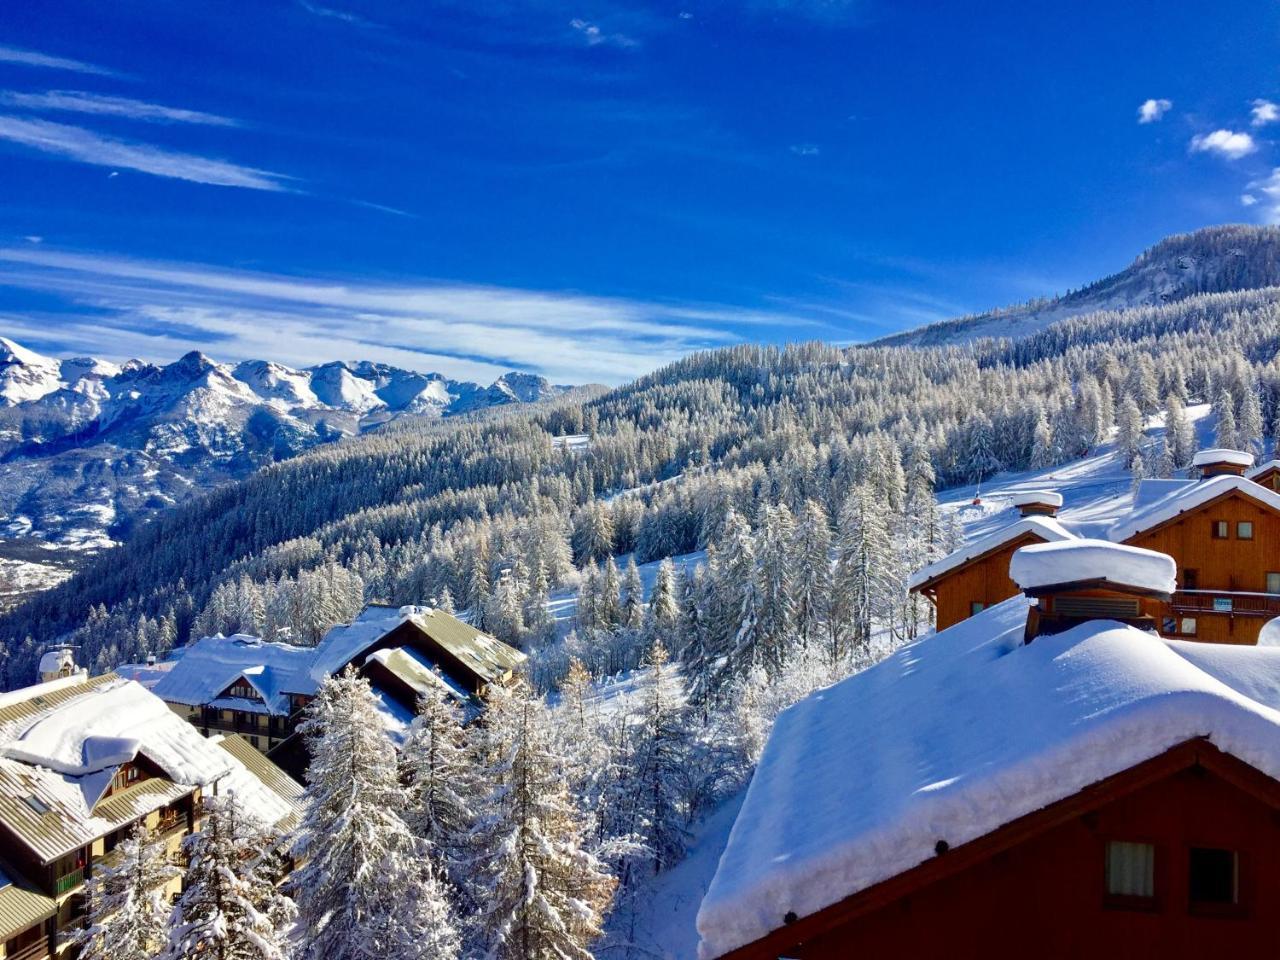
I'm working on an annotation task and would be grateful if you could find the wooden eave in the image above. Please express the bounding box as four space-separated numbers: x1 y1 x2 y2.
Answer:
1021 577 1172 601
712 739 1280 960
909 530 1048 595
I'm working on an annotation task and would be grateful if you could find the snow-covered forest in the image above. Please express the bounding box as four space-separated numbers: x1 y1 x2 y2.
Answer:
9 227 1280 956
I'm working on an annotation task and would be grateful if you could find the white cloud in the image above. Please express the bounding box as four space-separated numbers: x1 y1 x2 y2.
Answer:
0 44 114 76
1137 98 1172 123
1252 99 1279 127
1189 128 1257 160
0 115 288 190
0 248 824 384
0 90 238 126
569 18 639 48
1244 168 1280 224
790 143 820 156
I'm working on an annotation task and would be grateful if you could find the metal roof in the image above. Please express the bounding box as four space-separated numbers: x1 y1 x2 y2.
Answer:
0 863 54 942
213 734 304 832
408 608 527 686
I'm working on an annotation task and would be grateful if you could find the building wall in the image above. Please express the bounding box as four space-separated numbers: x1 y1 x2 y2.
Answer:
766 763 1280 959
1123 490 1280 645
931 533 1047 630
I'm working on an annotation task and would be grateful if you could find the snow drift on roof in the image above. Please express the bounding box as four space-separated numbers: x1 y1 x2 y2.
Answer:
1247 458 1280 479
907 516 1074 590
1010 490 1063 508
1108 474 1280 542
151 634 314 713
696 597 1280 958
1131 478 1196 509
1009 538 1176 594
1192 448 1255 468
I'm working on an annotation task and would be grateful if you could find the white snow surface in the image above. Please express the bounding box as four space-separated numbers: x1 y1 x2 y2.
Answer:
2 678 231 784
1247 458 1280 480
1008 538 1177 594
907 515 1074 590
1010 489 1063 508
1193 447 1255 468
696 597 1280 958
1106 474 1280 542
151 634 314 714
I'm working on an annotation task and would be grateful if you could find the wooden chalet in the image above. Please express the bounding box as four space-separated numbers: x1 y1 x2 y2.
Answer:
0 669 301 960
1246 457 1280 492
909 492 1070 630
151 603 526 779
698 543 1280 960
1111 451 1280 645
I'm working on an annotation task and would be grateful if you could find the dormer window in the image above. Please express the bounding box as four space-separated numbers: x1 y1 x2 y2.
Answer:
227 680 261 701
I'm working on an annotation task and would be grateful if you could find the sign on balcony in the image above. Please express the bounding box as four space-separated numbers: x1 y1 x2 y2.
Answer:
1213 597 1234 613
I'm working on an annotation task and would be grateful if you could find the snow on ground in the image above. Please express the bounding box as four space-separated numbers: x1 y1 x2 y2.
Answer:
546 550 707 640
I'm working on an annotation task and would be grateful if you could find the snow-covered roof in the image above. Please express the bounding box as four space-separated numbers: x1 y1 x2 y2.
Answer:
0 675 236 863
209 733 304 831
907 516 1074 591
1193 447 1255 468
1247 458 1280 479
151 634 314 713
37 648 77 676
1009 538 1177 595
1010 490 1063 508
1108 474 1280 542
1131 477 1196 508
697 597 1280 958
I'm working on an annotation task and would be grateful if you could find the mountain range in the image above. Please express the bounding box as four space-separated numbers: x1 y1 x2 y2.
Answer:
0 339 574 552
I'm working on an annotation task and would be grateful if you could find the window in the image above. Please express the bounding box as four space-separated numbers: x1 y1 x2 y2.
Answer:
1162 617 1177 635
1189 847 1237 906
1106 841 1155 903
1237 521 1254 540
1212 520 1229 539
1180 618 1198 636
970 601 986 616
1183 569 1199 590
1268 572 1280 595
22 794 50 815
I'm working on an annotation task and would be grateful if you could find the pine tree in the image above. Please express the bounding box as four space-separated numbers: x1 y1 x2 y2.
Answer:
754 503 796 675
167 795 295 960
1165 393 1197 468
294 668 460 960
469 682 616 960
621 557 645 631
1028 410 1057 469
74 823 179 960
790 499 831 650
1116 396 1145 466
401 682 480 895
1215 387 1239 450
829 484 893 665
644 558 681 641
1240 384 1264 453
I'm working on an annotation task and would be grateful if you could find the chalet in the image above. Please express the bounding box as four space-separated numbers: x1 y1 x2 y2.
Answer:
698 541 1280 959
908 491 1072 630
0 667 302 960
1108 450 1280 645
150 603 526 775
1246 457 1280 492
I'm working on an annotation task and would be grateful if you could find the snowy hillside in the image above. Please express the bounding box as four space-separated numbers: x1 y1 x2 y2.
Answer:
877 225 1280 347
0 337 577 552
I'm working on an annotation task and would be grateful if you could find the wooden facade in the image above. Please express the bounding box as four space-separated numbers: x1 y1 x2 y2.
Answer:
1120 488 1280 645
716 740 1280 960
1249 461 1280 492
917 531 1050 631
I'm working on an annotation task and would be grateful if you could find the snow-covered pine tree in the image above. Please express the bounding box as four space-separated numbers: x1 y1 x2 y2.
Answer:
789 499 831 650
1116 396 1145 466
621 557 645 631
597 556 624 630
469 682 616 960
294 668 460 960
1165 393 1197 468
167 794 294 960
1215 387 1239 450
73 822 179 960
401 681 481 896
829 483 894 665
644 557 681 642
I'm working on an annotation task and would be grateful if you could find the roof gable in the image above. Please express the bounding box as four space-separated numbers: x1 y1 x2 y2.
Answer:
1109 475 1280 542
908 516 1074 592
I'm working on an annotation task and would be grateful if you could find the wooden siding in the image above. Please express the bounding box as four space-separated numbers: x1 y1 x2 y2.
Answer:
717 741 1280 960
929 532 1048 630
1122 489 1280 645
1252 465 1280 492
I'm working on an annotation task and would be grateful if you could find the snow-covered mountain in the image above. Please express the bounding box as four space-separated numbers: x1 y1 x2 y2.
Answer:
0 339 574 548
877 224 1280 347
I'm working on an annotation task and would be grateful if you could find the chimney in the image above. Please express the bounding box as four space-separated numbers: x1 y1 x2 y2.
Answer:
1009 539 1176 642
1192 448 1254 479
1011 490 1063 518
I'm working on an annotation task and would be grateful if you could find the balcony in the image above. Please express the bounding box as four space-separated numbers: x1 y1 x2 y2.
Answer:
6 940 52 960
1170 591 1280 618
53 868 83 895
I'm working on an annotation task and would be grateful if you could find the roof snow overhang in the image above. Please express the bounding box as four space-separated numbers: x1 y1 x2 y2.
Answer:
1109 475 1280 543
908 517 1074 593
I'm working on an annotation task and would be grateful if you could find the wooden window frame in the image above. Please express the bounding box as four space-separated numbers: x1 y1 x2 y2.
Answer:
1237 520 1254 541
1183 568 1199 590
1211 520 1229 539
1180 617 1198 637
1187 846 1246 918
1267 572 1280 595
1103 838 1160 913
970 601 986 616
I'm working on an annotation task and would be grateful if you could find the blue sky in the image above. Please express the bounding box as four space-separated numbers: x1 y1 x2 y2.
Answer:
0 0 1277 384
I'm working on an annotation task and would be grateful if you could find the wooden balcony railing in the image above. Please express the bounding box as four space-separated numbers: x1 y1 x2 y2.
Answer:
6 939 52 960
1170 591 1280 618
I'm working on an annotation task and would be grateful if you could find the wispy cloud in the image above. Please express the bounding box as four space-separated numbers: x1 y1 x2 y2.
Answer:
1252 99 1279 128
0 248 825 384
569 18 639 49
0 115 289 190
1189 128 1257 160
0 90 238 126
0 44 114 77
789 143 820 156
1137 98 1171 123
296 0 376 27
1244 168 1280 224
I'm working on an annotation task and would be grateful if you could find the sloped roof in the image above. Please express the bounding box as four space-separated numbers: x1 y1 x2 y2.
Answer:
1108 474 1280 542
907 516 1074 591
697 597 1280 958
0 675 233 864
210 734 304 832
1247 458 1280 479
0 862 54 941
151 634 313 714
1009 539 1177 595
